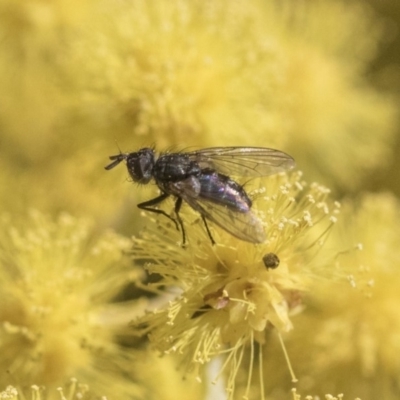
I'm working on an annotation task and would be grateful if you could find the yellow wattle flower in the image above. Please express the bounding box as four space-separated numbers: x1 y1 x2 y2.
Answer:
131 172 339 399
254 193 400 400
0 211 144 398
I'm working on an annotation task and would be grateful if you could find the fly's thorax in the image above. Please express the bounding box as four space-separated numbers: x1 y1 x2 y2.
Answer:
153 154 202 183
126 148 155 184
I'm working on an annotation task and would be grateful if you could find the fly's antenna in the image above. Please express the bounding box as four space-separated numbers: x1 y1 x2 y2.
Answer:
104 153 127 170
105 140 127 170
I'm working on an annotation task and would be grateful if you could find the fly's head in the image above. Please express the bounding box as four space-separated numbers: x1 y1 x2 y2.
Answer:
105 148 155 184
126 148 155 184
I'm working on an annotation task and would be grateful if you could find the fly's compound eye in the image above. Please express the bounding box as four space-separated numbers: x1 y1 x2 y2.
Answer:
263 253 280 269
126 148 155 184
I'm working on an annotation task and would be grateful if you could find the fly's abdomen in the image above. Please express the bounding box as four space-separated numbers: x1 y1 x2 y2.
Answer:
197 172 251 212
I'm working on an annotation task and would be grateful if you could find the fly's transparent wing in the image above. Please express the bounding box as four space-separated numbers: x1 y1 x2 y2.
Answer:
183 194 266 244
188 146 295 177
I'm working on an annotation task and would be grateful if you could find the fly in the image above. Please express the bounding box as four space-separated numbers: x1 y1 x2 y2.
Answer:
105 146 295 245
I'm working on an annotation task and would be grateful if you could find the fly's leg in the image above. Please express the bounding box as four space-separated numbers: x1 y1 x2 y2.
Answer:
174 197 186 245
137 193 179 231
201 215 216 245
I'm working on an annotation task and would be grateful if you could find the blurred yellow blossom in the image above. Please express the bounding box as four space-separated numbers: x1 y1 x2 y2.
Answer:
0 210 145 398
0 0 95 159
254 193 400 400
0 0 396 225
0 379 96 400
0 383 357 400
131 172 340 399
65 0 396 189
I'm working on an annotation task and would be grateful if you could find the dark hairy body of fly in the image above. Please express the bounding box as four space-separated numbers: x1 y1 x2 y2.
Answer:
105 146 295 245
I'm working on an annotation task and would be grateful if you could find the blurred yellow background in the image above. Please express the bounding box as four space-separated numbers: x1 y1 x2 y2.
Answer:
1 1 400 399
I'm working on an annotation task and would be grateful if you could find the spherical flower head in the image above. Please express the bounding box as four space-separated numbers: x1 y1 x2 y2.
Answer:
268 193 400 399
276 1 397 190
63 0 396 191
131 171 339 398
64 0 286 149
0 210 145 398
